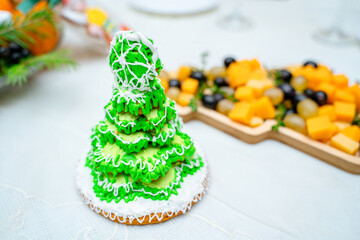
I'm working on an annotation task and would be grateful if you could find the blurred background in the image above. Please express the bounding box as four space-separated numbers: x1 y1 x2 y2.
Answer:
61 0 360 75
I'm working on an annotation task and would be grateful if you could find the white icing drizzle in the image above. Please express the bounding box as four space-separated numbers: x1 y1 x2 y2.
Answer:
94 119 177 149
96 154 202 198
108 31 162 104
77 143 209 224
91 136 193 172
106 99 177 129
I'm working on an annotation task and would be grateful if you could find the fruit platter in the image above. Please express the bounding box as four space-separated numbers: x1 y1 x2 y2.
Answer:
159 58 360 174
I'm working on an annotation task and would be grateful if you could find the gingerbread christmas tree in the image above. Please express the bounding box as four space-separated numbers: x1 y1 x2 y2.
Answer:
77 31 208 225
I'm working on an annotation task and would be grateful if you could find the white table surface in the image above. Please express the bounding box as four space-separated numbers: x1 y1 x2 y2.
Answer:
1 0 360 239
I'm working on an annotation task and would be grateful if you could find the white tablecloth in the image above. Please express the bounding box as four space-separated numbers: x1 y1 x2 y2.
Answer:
1 0 360 239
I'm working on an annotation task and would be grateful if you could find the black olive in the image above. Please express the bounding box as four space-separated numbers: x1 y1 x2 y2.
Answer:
10 52 22 64
168 79 181 88
213 93 224 103
278 83 295 100
0 46 10 59
303 60 318 68
312 91 327 106
202 95 217 110
224 57 236 68
9 42 22 52
304 89 315 99
190 71 206 82
214 77 228 87
21 48 31 58
279 69 292 83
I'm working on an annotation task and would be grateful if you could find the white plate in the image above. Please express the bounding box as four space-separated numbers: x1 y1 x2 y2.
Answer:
128 0 219 15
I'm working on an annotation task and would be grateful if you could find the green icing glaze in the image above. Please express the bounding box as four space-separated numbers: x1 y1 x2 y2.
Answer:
86 131 196 184
91 120 178 154
90 154 204 203
111 79 166 116
105 99 177 135
109 32 163 89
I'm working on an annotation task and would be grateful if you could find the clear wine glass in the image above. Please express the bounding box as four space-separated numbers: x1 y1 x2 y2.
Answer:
312 0 355 46
217 0 252 31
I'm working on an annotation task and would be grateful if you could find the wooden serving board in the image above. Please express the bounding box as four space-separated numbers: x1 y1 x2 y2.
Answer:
177 105 360 174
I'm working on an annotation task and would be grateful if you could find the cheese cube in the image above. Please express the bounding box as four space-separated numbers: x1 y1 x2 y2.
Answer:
330 123 340 136
246 79 266 98
160 77 169 92
229 101 254 125
318 105 336 122
349 84 360 111
234 86 255 101
181 78 199 95
306 115 333 141
317 83 336 103
253 96 276 119
330 133 359 155
227 61 251 88
177 66 192 82
332 74 348 88
340 126 360 142
250 116 264 127
177 93 194 107
334 101 356 122
334 89 355 103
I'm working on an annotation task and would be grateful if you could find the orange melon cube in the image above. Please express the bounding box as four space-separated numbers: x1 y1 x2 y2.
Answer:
332 74 348 88
177 66 192 81
250 116 264 127
181 78 199 95
330 133 359 155
318 105 336 121
177 93 194 107
349 84 360 111
317 82 336 103
234 86 255 102
229 101 254 125
334 101 356 122
340 126 360 142
306 115 333 141
334 89 355 103
160 77 169 92
253 96 276 119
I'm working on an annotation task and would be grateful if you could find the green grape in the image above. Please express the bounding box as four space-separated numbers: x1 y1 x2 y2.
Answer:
284 114 307 134
167 87 181 101
216 99 234 116
290 76 307 93
264 87 284 106
219 86 235 96
206 66 227 82
297 99 319 119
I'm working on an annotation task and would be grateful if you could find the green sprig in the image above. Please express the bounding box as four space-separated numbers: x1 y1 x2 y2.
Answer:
0 7 55 48
3 50 77 87
352 113 360 127
272 103 286 131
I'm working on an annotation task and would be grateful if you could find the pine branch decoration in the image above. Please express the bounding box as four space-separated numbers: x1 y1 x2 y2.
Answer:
4 50 77 87
0 7 55 47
